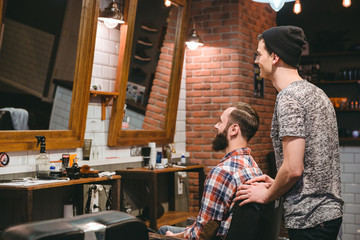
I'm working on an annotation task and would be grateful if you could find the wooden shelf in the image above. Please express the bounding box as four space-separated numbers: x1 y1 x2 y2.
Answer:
146 211 197 228
302 51 360 59
90 91 119 120
335 109 360 112
316 80 360 84
340 137 360 146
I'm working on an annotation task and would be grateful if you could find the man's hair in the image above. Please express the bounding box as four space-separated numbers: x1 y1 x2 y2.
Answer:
257 34 274 55
227 102 259 142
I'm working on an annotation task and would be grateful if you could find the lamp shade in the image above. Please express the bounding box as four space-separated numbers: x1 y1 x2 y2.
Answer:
185 29 204 50
252 0 295 12
98 1 124 28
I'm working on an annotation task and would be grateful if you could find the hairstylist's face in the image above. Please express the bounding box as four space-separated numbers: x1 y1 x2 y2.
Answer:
255 39 274 79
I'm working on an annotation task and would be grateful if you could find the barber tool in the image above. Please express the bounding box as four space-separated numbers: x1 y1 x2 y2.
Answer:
0 152 9 167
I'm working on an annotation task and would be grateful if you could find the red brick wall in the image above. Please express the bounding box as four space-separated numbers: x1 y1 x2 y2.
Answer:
186 0 277 212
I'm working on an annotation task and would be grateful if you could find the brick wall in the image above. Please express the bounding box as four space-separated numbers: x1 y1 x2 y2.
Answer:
185 0 277 212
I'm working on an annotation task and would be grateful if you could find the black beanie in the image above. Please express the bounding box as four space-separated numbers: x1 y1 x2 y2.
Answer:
261 26 307 67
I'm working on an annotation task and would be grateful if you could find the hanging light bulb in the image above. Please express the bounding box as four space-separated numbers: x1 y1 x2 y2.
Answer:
293 0 301 14
252 0 295 12
98 0 125 29
185 23 204 50
342 0 351 7
164 0 172 7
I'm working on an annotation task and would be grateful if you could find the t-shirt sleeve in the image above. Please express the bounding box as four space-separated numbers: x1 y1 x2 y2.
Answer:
277 94 306 139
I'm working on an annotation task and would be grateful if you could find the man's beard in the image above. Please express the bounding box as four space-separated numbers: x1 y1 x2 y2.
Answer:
212 129 228 151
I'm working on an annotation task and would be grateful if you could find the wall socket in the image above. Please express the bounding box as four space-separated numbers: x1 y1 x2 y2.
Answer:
177 177 183 195
177 172 187 195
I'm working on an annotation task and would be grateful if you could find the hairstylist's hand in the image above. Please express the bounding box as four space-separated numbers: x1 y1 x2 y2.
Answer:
234 174 274 206
245 174 274 185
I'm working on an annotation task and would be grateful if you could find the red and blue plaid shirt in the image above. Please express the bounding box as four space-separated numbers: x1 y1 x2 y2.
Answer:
183 147 263 239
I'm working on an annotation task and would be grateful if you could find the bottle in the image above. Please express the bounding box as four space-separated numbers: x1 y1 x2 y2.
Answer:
148 142 156 169
181 153 186 165
35 136 50 179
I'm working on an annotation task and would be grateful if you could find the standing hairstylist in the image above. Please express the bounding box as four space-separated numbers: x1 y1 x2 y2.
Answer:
234 26 343 240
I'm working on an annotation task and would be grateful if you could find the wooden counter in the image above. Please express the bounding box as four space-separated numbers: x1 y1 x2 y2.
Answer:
0 176 121 231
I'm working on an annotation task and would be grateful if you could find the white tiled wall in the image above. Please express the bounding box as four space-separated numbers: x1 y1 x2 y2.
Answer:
49 86 72 130
1 21 187 176
340 146 360 240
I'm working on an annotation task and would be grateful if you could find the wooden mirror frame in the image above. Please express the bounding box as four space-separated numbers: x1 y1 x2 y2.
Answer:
0 0 98 151
108 0 191 146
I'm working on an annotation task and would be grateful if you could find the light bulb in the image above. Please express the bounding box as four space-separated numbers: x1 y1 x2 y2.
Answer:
164 0 172 7
293 0 301 14
269 0 285 12
342 0 351 7
99 17 124 29
186 42 203 51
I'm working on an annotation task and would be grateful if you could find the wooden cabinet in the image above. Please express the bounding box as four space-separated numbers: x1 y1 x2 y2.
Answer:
116 165 205 231
300 52 360 145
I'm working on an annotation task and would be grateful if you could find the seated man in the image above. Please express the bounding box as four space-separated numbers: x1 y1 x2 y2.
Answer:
158 102 263 239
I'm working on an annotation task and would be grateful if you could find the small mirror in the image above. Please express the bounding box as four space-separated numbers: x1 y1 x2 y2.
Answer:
108 0 189 146
0 0 98 151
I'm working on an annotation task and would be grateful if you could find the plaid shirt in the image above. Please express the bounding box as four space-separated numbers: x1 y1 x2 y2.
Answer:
183 147 263 239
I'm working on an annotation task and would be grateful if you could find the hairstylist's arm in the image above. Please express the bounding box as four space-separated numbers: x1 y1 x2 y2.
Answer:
235 136 305 205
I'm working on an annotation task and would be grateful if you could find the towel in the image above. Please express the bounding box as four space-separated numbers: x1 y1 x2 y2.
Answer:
0 107 29 130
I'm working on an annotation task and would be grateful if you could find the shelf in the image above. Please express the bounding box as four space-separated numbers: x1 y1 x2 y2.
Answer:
335 109 360 112
316 80 360 84
90 91 119 120
302 51 360 59
339 137 360 146
145 211 197 228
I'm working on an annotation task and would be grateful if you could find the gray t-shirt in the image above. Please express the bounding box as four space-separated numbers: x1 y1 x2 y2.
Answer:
271 80 343 229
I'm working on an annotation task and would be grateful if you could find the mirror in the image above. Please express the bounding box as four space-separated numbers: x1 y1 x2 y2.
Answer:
0 0 98 151
0 0 81 131
108 0 190 146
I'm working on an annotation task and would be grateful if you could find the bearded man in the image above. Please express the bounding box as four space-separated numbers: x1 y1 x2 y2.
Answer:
158 102 262 239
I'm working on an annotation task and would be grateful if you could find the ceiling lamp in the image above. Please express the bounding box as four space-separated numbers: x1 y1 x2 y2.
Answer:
293 0 301 14
98 0 125 29
342 0 351 7
185 23 204 50
252 0 295 12
164 0 172 7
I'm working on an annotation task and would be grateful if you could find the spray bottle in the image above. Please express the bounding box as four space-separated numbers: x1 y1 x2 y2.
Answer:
35 136 50 179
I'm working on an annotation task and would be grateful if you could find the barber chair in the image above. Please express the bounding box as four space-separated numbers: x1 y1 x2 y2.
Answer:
225 198 284 240
0 211 149 240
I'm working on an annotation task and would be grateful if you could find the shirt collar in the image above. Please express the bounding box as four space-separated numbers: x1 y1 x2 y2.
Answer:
221 147 251 163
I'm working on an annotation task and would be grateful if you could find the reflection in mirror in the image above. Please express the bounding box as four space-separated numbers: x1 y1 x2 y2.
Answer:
0 0 97 151
123 0 178 130
0 0 81 130
108 0 189 146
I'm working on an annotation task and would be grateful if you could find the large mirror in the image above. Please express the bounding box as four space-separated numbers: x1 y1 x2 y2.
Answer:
108 0 190 146
0 0 98 151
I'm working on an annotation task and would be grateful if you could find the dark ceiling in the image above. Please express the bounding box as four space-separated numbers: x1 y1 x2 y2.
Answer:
277 0 360 53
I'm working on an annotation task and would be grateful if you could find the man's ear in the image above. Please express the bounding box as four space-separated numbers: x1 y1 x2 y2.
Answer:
229 124 240 137
272 53 280 65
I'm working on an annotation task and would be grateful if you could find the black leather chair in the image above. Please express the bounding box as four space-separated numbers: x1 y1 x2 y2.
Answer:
225 198 284 240
0 211 149 240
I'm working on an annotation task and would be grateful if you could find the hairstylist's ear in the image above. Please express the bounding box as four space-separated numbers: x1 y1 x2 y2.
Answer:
272 53 280 64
